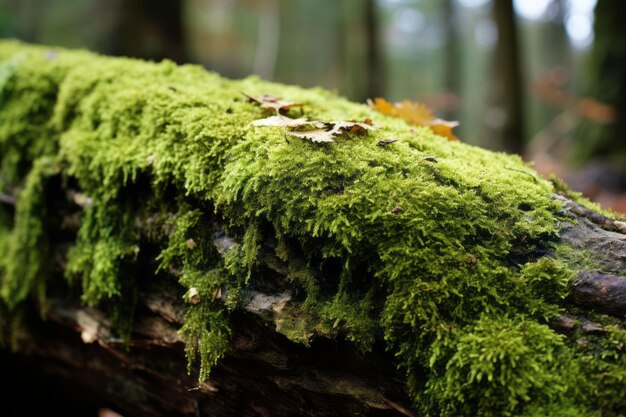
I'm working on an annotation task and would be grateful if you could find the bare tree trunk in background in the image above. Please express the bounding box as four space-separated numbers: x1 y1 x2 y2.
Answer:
340 0 384 102
364 0 384 100
15 0 45 42
252 0 280 80
488 0 525 155
443 0 460 121
543 0 570 71
575 0 626 164
111 0 187 63
534 0 570 130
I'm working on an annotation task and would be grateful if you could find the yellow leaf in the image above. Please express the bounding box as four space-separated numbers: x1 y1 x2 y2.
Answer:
368 97 459 141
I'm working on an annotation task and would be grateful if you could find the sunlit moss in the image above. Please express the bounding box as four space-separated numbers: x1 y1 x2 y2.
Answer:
0 41 624 414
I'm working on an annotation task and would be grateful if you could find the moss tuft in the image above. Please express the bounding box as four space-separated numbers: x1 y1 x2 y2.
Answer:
0 41 624 414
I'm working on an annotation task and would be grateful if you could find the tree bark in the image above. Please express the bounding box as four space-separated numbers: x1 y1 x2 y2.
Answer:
2 217 416 417
488 0 526 155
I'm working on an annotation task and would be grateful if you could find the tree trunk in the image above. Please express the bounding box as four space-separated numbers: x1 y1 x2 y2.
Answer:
488 0 526 155
575 0 626 164
2 284 414 417
110 0 187 63
442 0 460 121
363 0 384 101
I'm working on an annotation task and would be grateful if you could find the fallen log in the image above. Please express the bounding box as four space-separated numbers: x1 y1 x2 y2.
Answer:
1 41 625 417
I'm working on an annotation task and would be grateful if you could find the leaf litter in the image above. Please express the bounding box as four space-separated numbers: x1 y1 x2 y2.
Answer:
368 97 459 141
246 93 377 143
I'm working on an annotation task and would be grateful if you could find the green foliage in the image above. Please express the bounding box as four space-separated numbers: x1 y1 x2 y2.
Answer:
510 257 572 318
318 291 377 351
0 52 23 107
0 41 624 414
179 286 230 383
1 156 56 309
426 317 573 417
157 209 233 381
573 325 626 416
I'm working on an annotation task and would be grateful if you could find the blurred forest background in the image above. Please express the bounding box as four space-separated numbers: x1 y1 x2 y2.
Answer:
0 0 625 212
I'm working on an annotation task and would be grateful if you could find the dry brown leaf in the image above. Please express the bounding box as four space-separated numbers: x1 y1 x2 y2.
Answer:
327 121 374 137
285 121 376 143
243 92 304 113
429 118 460 141
368 97 459 141
369 97 395 116
395 100 433 126
250 115 313 128
287 129 335 143
246 93 376 143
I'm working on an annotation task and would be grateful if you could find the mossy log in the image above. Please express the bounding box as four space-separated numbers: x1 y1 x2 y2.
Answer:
1 41 626 417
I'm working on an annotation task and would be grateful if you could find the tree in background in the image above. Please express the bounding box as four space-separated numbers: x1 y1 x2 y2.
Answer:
364 0 384 100
576 0 626 165
487 0 525 155
111 0 187 63
442 0 460 122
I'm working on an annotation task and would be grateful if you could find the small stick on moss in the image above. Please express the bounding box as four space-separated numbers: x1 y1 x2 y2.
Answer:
505 167 539 183
377 139 397 147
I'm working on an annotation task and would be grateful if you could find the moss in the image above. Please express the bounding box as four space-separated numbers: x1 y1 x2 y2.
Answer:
1 156 57 309
549 174 626 221
572 324 626 415
0 41 624 414
423 316 581 417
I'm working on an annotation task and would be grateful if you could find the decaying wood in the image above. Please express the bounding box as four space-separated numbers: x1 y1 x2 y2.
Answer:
7 280 413 417
2 191 625 417
2 217 415 417
555 194 626 317
570 270 626 317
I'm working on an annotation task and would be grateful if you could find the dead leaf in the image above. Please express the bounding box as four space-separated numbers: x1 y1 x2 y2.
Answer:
250 114 313 128
187 287 200 304
369 97 395 116
368 97 459 141
246 93 376 143
286 121 376 143
243 92 303 113
429 118 460 141
327 121 373 136
287 129 335 143
352 118 374 126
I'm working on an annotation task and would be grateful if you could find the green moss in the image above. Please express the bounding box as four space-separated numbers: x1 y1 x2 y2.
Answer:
0 41 624 414
549 174 626 221
572 324 626 415
318 290 377 350
424 316 579 417
1 156 57 309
